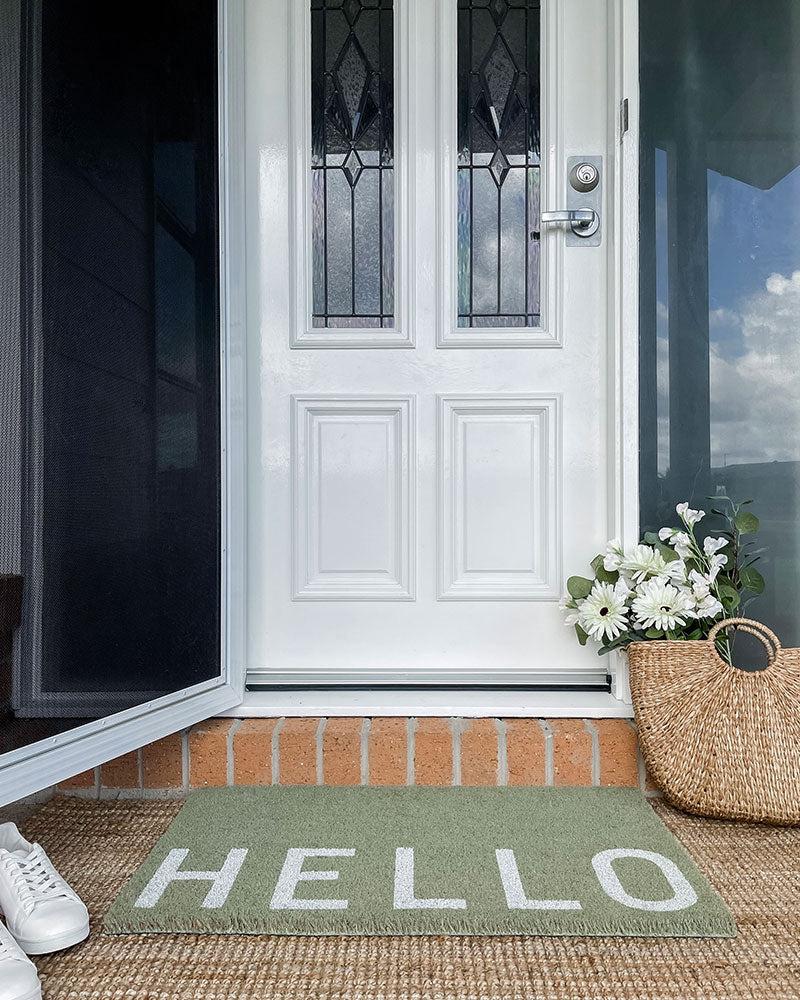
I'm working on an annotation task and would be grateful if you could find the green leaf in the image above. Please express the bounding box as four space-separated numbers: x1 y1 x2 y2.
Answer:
734 512 759 534
656 542 681 563
575 624 590 646
589 555 618 584
567 576 594 600
717 582 741 610
643 531 659 545
645 627 664 639
739 566 765 594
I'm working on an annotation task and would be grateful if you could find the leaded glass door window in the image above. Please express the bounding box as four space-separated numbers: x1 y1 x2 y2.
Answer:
457 0 541 328
311 0 395 329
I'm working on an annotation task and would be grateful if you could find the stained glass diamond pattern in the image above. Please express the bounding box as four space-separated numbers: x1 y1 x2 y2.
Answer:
334 36 371 137
489 0 508 25
343 149 363 187
480 36 518 129
343 0 360 25
489 148 510 187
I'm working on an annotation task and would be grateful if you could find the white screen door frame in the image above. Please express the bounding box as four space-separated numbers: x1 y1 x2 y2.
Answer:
0 0 247 806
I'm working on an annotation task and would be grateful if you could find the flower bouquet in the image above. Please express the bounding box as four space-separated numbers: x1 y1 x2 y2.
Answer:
560 496 765 660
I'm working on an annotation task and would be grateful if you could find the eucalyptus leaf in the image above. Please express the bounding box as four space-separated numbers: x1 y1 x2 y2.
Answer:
567 576 594 600
575 624 589 646
739 566 765 594
734 512 759 534
656 542 680 563
643 532 659 545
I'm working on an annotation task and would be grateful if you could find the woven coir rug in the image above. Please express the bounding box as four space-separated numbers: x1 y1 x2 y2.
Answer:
103 787 733 937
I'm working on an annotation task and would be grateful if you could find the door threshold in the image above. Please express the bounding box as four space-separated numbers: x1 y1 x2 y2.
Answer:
222 688 633 719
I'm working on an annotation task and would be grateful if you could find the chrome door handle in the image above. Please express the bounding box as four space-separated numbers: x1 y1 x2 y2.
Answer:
539 209 599 238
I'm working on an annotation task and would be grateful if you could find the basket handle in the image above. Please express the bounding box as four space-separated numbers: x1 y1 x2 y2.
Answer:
707 617 781 663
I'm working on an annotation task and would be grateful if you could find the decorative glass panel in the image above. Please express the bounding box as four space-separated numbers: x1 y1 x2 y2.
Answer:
457 0 540 328
311 0 394 328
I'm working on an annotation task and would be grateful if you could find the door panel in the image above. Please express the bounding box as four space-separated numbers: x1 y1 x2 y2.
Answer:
246 0 613 684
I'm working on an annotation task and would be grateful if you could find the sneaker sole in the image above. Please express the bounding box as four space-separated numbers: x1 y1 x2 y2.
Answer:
15 919 89 956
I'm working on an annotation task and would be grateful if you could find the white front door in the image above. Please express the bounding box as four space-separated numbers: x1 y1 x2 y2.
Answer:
246 0 633 686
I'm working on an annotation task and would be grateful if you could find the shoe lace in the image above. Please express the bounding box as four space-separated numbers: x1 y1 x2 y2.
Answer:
3 845 75 916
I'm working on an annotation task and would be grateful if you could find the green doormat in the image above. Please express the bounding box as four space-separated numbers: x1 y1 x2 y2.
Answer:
104 787 735 938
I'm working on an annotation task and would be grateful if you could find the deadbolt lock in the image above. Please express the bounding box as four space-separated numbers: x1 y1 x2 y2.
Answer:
569 161 600 192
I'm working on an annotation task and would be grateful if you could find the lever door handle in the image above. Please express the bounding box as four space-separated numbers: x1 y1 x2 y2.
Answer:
537 208 599 238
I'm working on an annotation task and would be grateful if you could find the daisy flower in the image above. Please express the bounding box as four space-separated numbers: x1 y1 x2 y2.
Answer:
578 582 629 642
620 544 669 583
632 579 695 631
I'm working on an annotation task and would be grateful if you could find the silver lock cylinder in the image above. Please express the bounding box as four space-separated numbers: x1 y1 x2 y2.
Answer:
569 161 600 192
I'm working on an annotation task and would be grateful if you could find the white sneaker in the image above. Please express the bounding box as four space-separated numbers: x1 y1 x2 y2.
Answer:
0 921 41 1000
0 824 89 956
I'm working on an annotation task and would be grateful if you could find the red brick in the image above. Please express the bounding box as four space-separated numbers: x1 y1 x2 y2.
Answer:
279 718 319 785
548 719 593 786
414 718 452 786
142 733 184 790
461 719 498 786
233 718 278 785
594 719 639 787
368 717 407 786
101 751 140 789
323 718 362 785
189 719 234 788
504 718 547 786
58 769 95 791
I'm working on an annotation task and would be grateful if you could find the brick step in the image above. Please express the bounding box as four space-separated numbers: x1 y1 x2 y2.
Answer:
59 717 658 797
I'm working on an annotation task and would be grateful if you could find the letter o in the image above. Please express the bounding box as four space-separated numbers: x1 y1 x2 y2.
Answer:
591 848 698 911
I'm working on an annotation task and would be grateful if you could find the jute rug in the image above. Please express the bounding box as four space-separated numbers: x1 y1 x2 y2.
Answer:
20 795 800 999
104 787 733 937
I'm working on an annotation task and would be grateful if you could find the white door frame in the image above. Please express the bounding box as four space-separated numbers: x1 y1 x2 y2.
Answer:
0 0 247 806
233 0 640 713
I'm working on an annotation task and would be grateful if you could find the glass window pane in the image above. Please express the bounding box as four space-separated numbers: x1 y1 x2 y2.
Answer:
639 0 800 664
311 0 395 327
457 0 540 328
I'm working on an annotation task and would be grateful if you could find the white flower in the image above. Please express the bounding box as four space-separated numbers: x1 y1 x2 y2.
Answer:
559 598 584 627
708 553 728 581
676 502 705 526
695 594 724 619
703 536 728 557
620 544 669 583
603 538 624 572
671 532 692 559
578 583 629 642
688 568 711 599
658 527 691 559
632 579 695 631
613 575 633 600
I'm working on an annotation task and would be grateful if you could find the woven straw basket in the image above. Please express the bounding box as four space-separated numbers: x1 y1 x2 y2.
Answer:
629 617 800 825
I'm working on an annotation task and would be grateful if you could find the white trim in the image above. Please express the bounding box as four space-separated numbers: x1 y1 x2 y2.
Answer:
290 0 413 348
606 0 639 705
436 0 562 348
0 0 246 804
223 688 633 720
